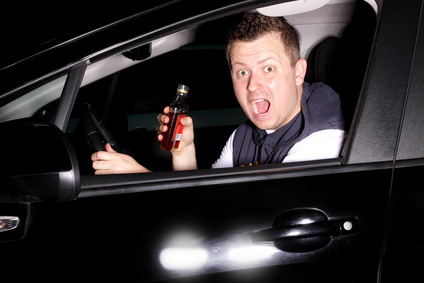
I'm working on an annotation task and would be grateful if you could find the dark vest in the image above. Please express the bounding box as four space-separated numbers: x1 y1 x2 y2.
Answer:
233 82 345 167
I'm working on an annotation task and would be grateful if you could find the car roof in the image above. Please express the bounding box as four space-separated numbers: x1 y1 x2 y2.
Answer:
1 0 176 69
0 0 380 98
0 0 265 96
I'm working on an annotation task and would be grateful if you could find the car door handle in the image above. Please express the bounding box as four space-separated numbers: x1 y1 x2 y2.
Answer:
251 209 359 253
252 220 342 241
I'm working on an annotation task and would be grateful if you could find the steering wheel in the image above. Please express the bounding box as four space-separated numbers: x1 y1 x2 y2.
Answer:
78 103 124 153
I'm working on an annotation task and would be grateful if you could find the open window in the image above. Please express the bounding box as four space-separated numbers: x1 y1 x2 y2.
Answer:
64 0 377 176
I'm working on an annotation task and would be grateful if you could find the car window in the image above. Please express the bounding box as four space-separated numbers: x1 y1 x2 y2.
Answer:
67 17 246 173
66 2 377 174
68 50 245 172
67 47 244 134
0 73 67 124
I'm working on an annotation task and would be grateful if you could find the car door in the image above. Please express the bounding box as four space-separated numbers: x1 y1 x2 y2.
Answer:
381 0 424 281
0 162 392 282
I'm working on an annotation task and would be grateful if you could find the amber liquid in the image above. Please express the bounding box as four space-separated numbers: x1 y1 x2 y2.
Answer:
160 111 187 150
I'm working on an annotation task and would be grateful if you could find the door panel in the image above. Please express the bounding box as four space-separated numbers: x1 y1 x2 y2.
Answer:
383 161 424 282
385 4 424 280
0 164 391 282
345 0 421 164
396 0 424 160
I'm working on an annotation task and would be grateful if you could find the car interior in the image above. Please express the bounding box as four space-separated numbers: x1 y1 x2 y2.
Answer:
0 0 378 175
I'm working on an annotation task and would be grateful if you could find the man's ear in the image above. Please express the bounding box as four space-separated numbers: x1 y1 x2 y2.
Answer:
295 58 307 86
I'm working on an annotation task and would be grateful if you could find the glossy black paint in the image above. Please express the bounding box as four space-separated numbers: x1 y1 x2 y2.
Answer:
0 122 79 201
345 0 421 164
383 161 424 282
1 0 424 282
1 165 391 282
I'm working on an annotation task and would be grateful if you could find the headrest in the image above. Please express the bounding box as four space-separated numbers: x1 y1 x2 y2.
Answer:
305 37 340 85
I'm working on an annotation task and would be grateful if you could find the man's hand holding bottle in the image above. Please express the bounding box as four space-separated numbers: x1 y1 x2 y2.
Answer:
157 106 197 171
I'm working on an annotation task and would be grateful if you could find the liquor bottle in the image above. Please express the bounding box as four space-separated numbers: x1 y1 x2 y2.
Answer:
160 84 189 150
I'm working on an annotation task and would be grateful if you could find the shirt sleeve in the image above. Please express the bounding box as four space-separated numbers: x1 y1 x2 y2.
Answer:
283 129 346 163
211 130 236 168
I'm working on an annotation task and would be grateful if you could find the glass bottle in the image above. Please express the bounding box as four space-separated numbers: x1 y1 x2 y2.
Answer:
160 84 189 151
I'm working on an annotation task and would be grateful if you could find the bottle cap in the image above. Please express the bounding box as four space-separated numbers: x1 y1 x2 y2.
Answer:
177 84 189 94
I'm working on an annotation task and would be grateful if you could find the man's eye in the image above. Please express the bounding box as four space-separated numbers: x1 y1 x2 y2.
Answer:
264 66 274 73
238 70 248 77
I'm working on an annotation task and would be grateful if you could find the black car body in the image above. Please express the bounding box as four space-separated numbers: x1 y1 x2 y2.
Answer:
1 0 424 282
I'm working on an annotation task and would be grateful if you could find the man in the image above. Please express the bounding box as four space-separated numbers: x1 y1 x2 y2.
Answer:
91 13 345 174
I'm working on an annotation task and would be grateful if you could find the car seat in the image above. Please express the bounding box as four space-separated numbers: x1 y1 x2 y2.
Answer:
305 1 376 127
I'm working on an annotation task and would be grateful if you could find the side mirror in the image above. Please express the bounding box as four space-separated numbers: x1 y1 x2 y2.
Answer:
0 121 80 202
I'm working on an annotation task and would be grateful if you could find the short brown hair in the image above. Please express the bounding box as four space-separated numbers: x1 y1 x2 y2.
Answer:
226 13 300 67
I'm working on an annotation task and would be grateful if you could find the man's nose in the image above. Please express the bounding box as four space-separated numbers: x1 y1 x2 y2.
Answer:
247 72 263 92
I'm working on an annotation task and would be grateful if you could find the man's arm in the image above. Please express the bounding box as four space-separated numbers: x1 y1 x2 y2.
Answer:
211 130 236 169
92 107 197 174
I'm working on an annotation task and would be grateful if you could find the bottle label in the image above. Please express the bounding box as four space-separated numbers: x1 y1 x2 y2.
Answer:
172 114 186 141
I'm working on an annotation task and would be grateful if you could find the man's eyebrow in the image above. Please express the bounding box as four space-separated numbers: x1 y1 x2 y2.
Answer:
231 56 279 67
258 56 279 64
231 61 247 68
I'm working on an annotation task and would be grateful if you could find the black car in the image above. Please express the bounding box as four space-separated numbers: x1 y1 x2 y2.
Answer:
1 0 423 282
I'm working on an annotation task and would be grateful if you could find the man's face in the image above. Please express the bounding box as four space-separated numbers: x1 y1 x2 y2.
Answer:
229 32 306 131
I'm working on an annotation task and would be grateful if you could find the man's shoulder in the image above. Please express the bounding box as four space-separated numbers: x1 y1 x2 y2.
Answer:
301 81 345 132
303 81 340 101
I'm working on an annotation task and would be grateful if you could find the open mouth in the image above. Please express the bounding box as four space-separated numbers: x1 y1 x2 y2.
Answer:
252 99 270 116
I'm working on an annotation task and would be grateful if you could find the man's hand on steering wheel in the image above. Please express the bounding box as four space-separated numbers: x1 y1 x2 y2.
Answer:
91 143 150 175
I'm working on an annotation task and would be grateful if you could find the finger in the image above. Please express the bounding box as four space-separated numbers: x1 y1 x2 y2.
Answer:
91 151 109 161
156 124 168 134
93 151 114 161
157 106 170 121
94 169 109 175
91 152 99 162
105 143 117 153
92 160 109 170
180 116 193 126
157 114 169 125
